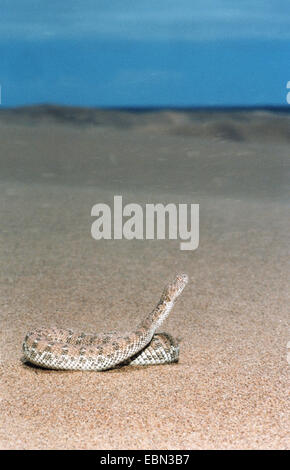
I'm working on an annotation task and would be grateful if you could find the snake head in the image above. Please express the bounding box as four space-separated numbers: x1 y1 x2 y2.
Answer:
165 273 188 301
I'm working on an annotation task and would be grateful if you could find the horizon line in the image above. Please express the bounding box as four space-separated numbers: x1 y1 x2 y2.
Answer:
1 103 290 113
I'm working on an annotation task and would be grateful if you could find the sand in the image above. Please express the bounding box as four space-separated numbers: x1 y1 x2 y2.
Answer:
0 107 289 449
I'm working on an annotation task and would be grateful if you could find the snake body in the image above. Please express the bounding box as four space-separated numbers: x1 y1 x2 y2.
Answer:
22 273 188 371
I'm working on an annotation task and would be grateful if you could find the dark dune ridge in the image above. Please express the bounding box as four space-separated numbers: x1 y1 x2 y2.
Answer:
0 105 289 201
1 104 290 142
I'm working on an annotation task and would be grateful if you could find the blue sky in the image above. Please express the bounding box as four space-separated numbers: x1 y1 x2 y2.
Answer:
1 0 290 107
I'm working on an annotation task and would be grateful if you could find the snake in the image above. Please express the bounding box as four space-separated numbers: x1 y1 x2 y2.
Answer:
22 273 188 371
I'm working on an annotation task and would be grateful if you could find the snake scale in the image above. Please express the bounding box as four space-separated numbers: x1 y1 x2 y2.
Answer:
22 273 188 371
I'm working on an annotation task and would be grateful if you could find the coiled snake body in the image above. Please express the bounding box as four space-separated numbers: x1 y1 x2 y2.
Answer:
22 273 188 371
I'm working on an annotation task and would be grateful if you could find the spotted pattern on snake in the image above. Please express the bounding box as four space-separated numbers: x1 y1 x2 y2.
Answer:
22 273 188 371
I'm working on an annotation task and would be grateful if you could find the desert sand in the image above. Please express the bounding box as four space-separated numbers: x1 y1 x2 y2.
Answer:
0 106 289 449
